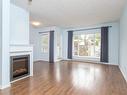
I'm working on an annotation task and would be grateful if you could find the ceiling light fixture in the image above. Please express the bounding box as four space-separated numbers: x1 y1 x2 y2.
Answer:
31 21 41 27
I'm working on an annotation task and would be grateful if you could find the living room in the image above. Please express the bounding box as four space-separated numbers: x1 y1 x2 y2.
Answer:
0 0 127 95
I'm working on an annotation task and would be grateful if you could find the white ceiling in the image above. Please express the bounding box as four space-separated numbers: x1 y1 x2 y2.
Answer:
12 0 126 28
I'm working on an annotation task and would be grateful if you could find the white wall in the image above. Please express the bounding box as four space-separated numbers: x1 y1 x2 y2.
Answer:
10 4 29 45
62 22 119 65
119 3 127 81
61 28 68 59
0 0 2 87
54 27 63 61
0 0 10 89
30 26 40 61
108 22 119 65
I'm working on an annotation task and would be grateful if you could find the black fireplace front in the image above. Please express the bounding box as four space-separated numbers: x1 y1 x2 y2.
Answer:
10 55 30 81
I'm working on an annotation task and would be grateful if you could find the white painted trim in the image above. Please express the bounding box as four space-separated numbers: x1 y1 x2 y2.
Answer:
61 58 72 61
99 62 118 66
73 56 100 62
34 59 49 62
11 75 30 83
61 58 118 66
119 66 127 83
33 58 62 63
0 84 11 90
55 59 63 62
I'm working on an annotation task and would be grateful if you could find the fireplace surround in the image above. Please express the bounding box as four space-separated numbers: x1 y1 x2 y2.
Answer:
10 55 30 81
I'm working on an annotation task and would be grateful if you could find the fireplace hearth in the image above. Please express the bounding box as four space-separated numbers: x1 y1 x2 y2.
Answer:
10 55 30 81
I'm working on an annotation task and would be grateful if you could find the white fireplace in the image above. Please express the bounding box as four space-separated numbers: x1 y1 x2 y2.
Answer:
10 45 33 82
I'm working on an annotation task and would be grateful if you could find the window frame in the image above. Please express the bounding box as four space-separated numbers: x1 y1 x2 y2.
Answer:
72 29 101 61
40 33 49 54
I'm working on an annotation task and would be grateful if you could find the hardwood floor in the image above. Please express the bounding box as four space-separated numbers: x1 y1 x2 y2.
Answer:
0 61 127 95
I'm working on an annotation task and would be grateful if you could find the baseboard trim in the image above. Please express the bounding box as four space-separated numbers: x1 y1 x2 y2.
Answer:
119 66 127 83
100 62 118 66
0 84 11 90
61 59 118 66
34 59 62 63
34 59 49 62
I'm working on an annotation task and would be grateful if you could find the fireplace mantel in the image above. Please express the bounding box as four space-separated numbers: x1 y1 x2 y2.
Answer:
10 45 33 53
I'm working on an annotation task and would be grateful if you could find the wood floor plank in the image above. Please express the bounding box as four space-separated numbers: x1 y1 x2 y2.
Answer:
0 60 127 95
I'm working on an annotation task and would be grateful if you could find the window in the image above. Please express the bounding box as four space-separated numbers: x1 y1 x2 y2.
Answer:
73 31 101 58
40 33 49 53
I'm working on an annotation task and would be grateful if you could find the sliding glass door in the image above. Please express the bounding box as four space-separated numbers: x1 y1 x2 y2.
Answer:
73 30 101 60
